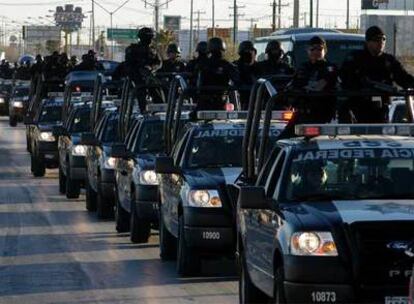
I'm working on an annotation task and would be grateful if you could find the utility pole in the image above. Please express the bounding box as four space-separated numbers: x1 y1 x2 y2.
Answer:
189 0 194 56
195 10 206 43
92 0 95 51
143 0 174 33
271 0 289 30
212 0 215 37
272 0 276 31
309 0 313 27
293 0 299 28
346 0 350 29
229 0 245 45
316 0 319 27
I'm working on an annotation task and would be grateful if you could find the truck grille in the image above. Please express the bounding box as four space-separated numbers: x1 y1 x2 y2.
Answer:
350 221 414 285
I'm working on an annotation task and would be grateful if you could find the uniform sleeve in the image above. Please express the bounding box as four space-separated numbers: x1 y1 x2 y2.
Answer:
227 62 241 86
322 63 338 90
290 64 308 89
390 56 414 89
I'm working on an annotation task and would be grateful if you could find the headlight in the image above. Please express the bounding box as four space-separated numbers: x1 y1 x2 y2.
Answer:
0 97 4 104
291 232 338 256
13 101 23 108
39 132 55 142
72 145 87 156
104 157 116 169
188 190 222 208
139 170 158 185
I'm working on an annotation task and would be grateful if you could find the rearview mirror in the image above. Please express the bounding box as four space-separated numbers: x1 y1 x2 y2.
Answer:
80 132 100 146
155 156 180 174
238 186 271 209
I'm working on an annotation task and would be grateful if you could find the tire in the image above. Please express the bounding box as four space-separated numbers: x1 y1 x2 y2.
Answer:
239 248 270 304
85 177 97 212
96 176 114 219
59 165 66 194
272 266 286 304
177 216 201 277
115 191 130 233
9 115 17 127
130 191 151 243
31 149 46 177
159 207 177 261
65 164 80 199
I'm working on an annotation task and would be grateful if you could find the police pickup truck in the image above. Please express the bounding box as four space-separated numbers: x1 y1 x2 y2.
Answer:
237 124 414 304
83 109 119 219
28 98 63 177
8 82 30 126
155 111 283 276
55 103 91 199
112 105 170 244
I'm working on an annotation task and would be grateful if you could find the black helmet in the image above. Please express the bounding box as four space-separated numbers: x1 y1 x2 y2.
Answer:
208 37 226 53
167 43 181 54
196 41 208 55
138 27 155 42
238 40 255 55
265 40 282 54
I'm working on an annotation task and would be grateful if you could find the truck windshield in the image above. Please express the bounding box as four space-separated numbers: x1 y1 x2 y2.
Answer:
186 128 244 168
285 148 414 201
134 121 165 154
70 110 91 133
293 40 364 67
14 87 29 97
102 118 119 143
39 106 62 123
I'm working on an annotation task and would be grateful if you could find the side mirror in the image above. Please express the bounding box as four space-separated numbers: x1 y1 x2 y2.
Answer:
155 156 180 174
110 143 131 159
24 116 33 125
238 186 271 209
52 125 67 137
80 132 100 146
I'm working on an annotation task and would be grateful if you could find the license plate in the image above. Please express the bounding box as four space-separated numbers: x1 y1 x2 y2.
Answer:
385 296 408 304
44 154 55 159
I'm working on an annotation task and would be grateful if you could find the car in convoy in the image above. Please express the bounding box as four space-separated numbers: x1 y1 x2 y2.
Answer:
28 98 63 177
113 109 168 243
55 103 91 199
83 109 119 219
254 28 365 68
0 79 14 115
8 82 30 126
155 111 260 276
237 123 414 304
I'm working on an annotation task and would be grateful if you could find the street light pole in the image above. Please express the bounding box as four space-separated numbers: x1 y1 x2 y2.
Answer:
189 0 194 56
92 0 95 51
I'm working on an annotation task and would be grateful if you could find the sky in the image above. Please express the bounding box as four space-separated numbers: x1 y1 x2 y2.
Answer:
0 0 361 34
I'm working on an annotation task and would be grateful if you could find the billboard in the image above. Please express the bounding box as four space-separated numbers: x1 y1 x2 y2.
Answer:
362 0 414 10
164 16 181 32
54 4 85 32
23 26 61 42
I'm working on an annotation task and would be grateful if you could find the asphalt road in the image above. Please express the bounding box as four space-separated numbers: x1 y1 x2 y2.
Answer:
0 118 238 304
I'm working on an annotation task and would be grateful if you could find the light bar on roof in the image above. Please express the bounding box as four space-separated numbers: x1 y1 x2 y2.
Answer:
263 111 293 121
197 111 248 120
48 92 64 97
146 104 168 113
295 124 414 137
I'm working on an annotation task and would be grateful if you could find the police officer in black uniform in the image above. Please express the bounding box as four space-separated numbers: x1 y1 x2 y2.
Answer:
186 41 208 87
278 36 338 139
194 37 240 111
340 26 414 123
159 43 186 73
30 55 44 79
72 50 104 72
233 40 260 109
257 40 294 77
125 27 162 111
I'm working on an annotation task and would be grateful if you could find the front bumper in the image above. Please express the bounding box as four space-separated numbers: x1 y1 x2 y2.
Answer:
10 107 25 118
37 142 59 167
0 101 8 114
134 184 159 223
284 281 408 304
183 206 234 253
69 155 86 181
